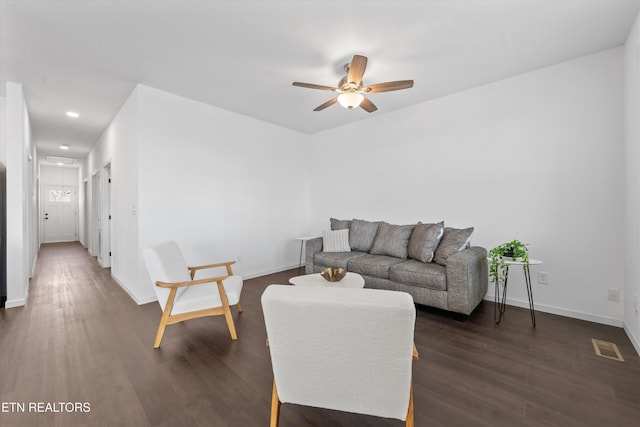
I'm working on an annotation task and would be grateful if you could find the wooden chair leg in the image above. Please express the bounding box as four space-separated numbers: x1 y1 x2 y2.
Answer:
405 380 414 427
154 288 177 349
154 319 168 349
237 300 243 313
217 281 237 340
223 305 237 340
270 381 281 427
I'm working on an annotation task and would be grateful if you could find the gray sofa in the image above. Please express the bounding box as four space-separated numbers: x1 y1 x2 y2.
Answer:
305 218 488 316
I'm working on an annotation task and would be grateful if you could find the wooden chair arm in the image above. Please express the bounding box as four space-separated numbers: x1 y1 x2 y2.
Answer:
188 261 236 278
155 275 229 289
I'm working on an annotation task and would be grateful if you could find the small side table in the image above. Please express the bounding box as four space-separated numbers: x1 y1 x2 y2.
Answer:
494 258 542 327
295 236 320 274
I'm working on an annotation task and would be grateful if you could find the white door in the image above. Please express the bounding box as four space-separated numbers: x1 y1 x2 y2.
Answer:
43 185 77 243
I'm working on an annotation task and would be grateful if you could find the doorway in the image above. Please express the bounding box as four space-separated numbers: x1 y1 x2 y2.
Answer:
92 164 112 268
42 185 77 243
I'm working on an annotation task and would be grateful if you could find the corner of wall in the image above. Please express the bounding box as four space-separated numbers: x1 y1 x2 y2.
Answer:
624 323 640 356
623 9 640 355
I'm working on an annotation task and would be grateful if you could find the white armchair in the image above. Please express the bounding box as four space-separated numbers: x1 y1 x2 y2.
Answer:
142 241 243 348
261 285 418 426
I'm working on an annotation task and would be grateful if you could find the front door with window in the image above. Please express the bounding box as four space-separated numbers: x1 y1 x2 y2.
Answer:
43 185 77 243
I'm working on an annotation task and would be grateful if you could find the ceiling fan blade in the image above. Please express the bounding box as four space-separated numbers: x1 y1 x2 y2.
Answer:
347 55 368 85
365 80 414 93
313 97 338 111
292 82 337 92
360 97 377 113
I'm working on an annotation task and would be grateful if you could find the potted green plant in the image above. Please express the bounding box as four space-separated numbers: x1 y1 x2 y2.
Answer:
488 240 529 285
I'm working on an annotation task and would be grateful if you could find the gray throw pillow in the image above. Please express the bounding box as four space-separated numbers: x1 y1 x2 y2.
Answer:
407 221 444 263
330 218 351 231
349 219 381 252
433 227 474 265
370 222 416 259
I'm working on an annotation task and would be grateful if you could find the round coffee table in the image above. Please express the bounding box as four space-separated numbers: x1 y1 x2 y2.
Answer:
289 272 365 288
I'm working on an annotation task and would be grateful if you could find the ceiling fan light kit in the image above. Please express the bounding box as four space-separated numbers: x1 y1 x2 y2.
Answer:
338 92 364 109
292 54 414 113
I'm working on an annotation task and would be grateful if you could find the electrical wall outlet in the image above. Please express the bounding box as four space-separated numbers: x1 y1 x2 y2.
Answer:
538 271 548 285
635 293 639 313
608 289 620 302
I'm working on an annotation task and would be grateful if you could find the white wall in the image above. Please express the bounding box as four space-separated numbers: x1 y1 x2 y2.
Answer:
4 82 37 308
624 11 640 354
100 87 138 298
136 85 310 301
27 103 37 278
309 47 625 326
83 86 140 300
0 96 6 165
85 84 309 304
78 158 87 246
40 164 79 187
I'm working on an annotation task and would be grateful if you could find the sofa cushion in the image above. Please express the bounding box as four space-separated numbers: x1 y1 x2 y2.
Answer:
330 218 352 230
407 221 444 263
349 219 381 252
322 229 351 253
433 227 474 265
390 260 447 291
348 254 406 279
314 251 366 270
370 222 416 259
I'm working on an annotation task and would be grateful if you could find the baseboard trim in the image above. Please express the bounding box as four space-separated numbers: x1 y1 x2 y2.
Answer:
483 294 623 327
623 323 640 356
242 264 298 280
136 295 158 305
30 252 38 278
5 298 26 308
111 273 157 306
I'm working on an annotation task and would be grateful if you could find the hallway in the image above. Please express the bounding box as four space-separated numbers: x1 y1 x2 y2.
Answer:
0 242 159 425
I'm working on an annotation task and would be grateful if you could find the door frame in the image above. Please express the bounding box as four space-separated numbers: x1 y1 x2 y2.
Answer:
98 163 111 268
91 170 101 258
40 184 78 243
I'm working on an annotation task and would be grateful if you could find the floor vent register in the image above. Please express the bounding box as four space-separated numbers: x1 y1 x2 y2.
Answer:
592 339 624 362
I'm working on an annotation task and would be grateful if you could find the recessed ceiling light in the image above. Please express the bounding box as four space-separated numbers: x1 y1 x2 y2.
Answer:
57 162 64 166
66 111 79 118
60 144 70 150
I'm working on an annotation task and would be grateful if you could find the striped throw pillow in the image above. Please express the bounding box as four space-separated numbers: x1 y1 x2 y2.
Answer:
322 229 351 252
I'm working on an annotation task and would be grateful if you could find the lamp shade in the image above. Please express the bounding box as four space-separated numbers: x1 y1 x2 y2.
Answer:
338 92 364 109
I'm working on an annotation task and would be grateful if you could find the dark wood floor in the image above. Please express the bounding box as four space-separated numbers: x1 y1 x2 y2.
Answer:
1 242 639 426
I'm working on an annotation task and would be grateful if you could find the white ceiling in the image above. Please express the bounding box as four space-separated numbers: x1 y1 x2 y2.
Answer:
1 0 639 159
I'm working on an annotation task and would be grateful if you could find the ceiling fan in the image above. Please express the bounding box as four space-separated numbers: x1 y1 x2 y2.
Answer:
292 55 414 113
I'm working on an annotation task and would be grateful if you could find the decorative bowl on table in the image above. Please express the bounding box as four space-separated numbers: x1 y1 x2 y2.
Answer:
320 267 347 282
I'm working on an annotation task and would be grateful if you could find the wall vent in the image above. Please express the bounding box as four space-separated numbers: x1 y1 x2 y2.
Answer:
592 339 624 362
